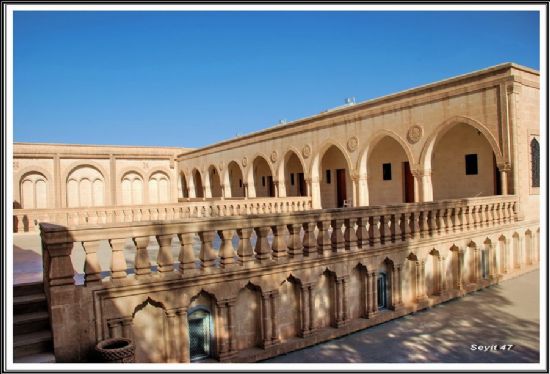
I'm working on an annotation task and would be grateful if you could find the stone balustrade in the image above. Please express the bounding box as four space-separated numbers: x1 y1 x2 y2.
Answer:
14 196 312 233
40 195 518 287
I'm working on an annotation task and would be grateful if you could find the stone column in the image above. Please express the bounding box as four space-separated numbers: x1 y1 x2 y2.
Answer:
271 291 281 345
243 183 249 199
396 264 403 306
165 309 179 362
371 271 378 315
412 169 433 202
357 175 369 206
310 177 321 209
176 307 190 363
498 163 511 195
299 284 310 337
261 292 273 348
216 301 230 358
227 299 238 357
308 284 315 332
335 276 349 327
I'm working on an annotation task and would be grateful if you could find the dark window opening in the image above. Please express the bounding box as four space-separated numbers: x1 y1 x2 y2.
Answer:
382 163 392 181
377 273 387 309
465 154 478 175
262 176 265 187
239 179 242 188
326 170 331 184
531 138 540 187
290 173 295 186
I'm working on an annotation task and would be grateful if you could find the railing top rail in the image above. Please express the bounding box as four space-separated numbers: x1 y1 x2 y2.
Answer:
40 195 518 244
15 196 312 214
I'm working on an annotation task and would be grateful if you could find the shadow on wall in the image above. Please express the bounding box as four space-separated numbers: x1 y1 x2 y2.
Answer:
263 279 539 363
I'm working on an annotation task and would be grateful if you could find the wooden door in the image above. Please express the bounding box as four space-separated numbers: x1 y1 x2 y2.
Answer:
336 169 347 207
298 172 306 196
403 162 415 203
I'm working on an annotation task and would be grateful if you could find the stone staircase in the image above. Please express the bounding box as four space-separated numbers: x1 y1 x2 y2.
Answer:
13 282 55 363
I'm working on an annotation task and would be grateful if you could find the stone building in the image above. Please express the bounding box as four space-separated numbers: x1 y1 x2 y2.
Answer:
14 62 540 363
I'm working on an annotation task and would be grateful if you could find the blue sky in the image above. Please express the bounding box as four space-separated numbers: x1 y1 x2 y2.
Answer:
14 11 540 148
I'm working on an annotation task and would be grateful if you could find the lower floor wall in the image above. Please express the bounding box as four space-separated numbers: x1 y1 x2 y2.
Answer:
54 222 540 363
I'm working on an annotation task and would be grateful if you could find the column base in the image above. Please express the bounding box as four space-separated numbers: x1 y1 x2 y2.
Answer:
335 319 350 328
299 329 314 338
218 350 238 362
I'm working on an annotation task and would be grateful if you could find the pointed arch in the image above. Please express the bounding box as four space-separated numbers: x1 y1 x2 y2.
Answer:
419 115 503 170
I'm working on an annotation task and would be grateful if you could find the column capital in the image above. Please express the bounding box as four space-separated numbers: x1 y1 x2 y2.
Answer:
497 162 512 172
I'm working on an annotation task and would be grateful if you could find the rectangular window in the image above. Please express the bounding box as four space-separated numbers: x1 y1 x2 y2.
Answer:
465 154 478 175
239 179 242 188
290 173 295 186
262 176 265 186
382 163 392 180
326 170 331 184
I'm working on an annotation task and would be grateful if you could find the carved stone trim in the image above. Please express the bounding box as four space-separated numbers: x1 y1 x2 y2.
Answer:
242 157 248 167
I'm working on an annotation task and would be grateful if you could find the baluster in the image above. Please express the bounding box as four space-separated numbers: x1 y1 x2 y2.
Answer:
109 238 128 279
479 205 486 228
428 210 437 236
317 220 332 255
330 219 345 253
218 230 237 268
356 217 369 249
369 216 381 246
156 234 174 273
489 203 496 226
389 214 397 242
133 236 152 277
444 208 452 234
411 211 420 239
254 226 272 264
401 212 410 241
419 211 429 238
436 209 445 235
286 223 303 259
271 225 288 261
471 205 479 229
344 217 358 251
82 240 102 283
237 228 254 265
302 222 317 257
198 231 217 268
177 233 197 272
381 214 391 244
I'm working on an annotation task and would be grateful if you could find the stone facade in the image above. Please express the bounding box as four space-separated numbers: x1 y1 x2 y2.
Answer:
16 62 541 363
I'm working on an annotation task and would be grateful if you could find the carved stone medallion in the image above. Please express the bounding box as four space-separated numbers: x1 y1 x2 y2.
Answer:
347 136 359 152
242 157 248 167
270 150 278 163
407 125 424 144
302 145 311 159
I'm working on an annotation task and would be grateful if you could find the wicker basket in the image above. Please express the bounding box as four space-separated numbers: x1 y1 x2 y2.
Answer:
95 338 135 363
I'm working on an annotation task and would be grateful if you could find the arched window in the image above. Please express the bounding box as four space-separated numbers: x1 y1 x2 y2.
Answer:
530 138 540 188
20 172 48 209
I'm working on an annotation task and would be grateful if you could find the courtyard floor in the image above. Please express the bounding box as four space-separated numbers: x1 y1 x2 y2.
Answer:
264 269 540 363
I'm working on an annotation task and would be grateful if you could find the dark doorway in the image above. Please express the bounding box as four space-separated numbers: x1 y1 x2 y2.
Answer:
297 172 306 197
403 161 415 203
336 169 347 207
493 155 502 195
267 175 275 197
188 308 212 361
377 273 387 309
